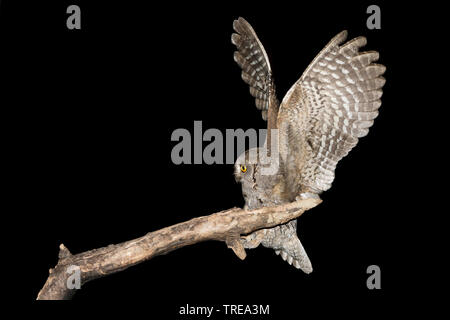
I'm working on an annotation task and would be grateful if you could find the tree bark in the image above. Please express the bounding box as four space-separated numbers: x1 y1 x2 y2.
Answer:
36 198 321 300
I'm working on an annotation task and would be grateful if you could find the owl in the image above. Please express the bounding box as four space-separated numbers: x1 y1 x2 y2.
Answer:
232 17 386 272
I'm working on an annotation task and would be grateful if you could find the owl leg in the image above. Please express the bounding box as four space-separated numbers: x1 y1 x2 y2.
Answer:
240 229 266 249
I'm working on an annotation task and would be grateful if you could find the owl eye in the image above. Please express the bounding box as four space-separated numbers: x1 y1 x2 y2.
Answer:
240 165 247 173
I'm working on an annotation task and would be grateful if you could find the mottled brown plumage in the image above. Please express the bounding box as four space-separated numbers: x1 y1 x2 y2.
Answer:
232 17 385 272
231 18 279 131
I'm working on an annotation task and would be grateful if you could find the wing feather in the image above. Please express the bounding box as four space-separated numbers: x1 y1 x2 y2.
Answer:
232 17 279 125
278 31 386 193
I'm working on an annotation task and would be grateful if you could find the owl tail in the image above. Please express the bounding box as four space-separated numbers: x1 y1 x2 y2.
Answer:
274 236 312 273
262 220 313 273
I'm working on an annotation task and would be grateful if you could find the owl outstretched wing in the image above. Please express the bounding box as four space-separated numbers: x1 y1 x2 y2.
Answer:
277 31 386 193
232 17 279 130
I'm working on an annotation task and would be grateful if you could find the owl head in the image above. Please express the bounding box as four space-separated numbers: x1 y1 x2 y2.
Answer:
234 148 284 209
234 148 259 184
234 148 260 209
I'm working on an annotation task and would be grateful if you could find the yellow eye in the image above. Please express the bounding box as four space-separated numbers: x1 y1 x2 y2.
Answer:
240 165 247 173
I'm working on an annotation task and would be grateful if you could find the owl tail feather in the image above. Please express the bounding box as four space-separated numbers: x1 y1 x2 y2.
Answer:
274 236 313 273
261 220 313 273
241 220 313 273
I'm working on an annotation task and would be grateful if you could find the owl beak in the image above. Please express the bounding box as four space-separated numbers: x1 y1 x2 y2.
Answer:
234 172 241 183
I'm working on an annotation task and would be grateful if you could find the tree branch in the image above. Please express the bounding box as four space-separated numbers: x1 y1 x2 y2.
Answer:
36 198 321 300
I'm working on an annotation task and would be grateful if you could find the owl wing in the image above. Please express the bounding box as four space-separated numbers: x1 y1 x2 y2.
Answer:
277 31 386 193
232 17 279 129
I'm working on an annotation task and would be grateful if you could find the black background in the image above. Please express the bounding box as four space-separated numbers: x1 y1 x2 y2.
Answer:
1 0 437 314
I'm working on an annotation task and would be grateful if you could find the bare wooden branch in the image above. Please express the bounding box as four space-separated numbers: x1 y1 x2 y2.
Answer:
36 198 321 300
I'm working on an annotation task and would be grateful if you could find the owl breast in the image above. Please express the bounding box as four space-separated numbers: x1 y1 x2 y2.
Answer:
241 176 288 210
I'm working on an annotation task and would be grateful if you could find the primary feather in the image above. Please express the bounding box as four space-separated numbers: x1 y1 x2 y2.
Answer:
232 17 279 124
278 30 386 194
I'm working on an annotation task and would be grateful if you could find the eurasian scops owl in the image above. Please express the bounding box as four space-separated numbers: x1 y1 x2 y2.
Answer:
232 17 386 272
